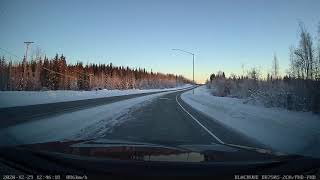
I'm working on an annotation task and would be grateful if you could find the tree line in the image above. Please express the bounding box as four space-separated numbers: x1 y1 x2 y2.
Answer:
0 54 192 91
207 22 320 113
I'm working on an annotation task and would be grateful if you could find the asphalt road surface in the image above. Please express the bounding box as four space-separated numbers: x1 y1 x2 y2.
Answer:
0 88 190 129
105 89 268 150
1 87 268 151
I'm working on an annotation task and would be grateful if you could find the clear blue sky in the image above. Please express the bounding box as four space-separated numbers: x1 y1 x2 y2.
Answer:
1 0 319 83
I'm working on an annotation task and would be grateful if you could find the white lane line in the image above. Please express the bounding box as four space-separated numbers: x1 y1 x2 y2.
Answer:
175 93 281 155
175 94 224 144
159 97 171 100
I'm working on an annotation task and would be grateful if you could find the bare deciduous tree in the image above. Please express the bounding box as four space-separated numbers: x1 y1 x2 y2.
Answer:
292 23 315 79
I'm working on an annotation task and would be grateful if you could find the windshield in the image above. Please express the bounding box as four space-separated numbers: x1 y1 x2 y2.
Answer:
0 0 320 178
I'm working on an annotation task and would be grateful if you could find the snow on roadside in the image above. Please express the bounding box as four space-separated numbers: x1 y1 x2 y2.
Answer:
0 90 181 147
0 84 192 108
181 86 320 158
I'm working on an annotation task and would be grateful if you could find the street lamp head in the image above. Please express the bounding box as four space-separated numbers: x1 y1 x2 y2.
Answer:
171 48 195 88
172 48 194 56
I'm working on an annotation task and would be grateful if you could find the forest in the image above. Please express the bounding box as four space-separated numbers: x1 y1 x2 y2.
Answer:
206 23 320 113
0 54 192 91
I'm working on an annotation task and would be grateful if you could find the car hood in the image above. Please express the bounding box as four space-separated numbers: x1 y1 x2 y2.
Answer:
16 138 294 163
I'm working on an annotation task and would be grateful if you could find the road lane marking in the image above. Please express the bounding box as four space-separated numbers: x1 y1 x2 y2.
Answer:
175 93 282 155
175 94 225 144
159 97 171 100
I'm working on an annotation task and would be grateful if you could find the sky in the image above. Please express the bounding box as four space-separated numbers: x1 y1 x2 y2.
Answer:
0 0 319 83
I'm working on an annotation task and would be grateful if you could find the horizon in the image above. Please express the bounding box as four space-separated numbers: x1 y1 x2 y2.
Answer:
1 0 320 83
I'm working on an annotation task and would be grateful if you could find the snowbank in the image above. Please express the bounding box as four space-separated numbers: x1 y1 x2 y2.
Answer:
0 90 180 146
181 86 320 158
0 84 192 108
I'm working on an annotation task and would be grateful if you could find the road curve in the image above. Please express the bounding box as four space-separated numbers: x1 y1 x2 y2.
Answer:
105 88 268 149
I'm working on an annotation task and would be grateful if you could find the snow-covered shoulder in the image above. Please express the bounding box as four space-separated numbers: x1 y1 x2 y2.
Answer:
0 84 192 108
0 90 178 146
181 85 320 158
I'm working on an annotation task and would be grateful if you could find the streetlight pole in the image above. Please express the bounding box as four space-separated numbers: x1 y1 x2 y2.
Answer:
172 48 195 94
193 53 194 87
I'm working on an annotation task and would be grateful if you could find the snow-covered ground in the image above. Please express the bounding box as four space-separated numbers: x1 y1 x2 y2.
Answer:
0 90 184 146
0 84 192 108
181 86 320 158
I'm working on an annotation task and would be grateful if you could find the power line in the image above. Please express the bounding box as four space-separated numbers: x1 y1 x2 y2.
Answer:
42 67 77 80
0 47 23 60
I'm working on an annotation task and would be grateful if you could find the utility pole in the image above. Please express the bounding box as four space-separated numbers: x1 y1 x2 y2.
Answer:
24 41 34 63
22 41 34 89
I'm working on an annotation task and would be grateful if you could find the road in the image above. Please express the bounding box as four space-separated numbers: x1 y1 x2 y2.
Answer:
1 87 268 151
0 88 189 129
105 88 268 149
